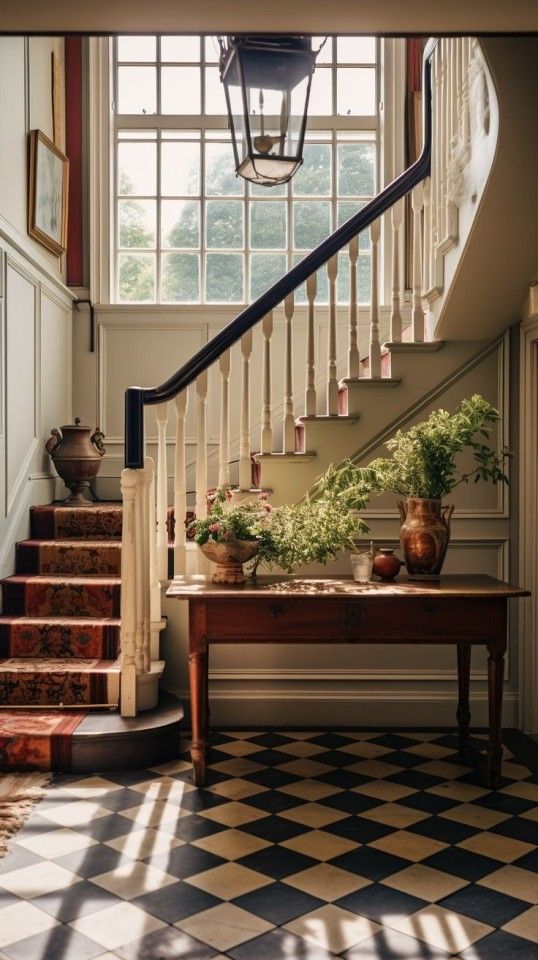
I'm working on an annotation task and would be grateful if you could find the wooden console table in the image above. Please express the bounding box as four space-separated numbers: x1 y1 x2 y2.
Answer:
166 574 529 788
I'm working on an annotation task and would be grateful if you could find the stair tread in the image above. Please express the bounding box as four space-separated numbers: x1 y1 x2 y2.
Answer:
3 574 121 584
18 539 122 548
0 615 120 625
0 658 120 671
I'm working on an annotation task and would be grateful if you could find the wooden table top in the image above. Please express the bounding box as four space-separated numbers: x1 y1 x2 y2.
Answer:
167 574 530 601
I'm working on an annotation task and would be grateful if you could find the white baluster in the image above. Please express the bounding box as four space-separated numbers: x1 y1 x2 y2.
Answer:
148 455 160 661
141 457 153 673
173 390 188 576
439 39 448 246
369 220 381 378
134 468 145 676
239 330 253 490
120 468 139 716
261 311 273 454
155 402 169 582
305 272 317 415
218 350 231 488
195 373 208 575
390 203 403 343
348 238 361 376
327 255 339 414
411 184 425 342
283 293 296 451
422 177 432 298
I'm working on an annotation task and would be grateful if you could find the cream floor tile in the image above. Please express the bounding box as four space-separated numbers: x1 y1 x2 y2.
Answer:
337 742 392 758
51 776 122 799
338 732 380 741
129 777 195 802
209 758 264 777
281 829 359 861
90 862 177 900
284 862 371 901
399 732 443 742
206 778 268 801
404 743 455 759
440 803 510 829
360 802 429 829
120 800 189 828
105 827 184 860
213 740 264 757
272 741 326 758
502 762 532 780
458 830 534 863
427 781 489 802
413 761 471 780
192 828 271 860
220 731 263 739
479 865 538 903
389 905 492 954
70 901 165 950
278 802 347 828
15 826 98 859
0 901 59 948
0 861 79 899
277 779 341 801
198 801 269 827
345 760 404 779
176 903 273 950
92 954 122 959
501 781 538 802
147 759 192 776
383 863 468 902
522 806 538 822
279 731 319 740
352 781 417 802
502 905 538 943
284 903 382 954
186 862 272 899
369 830 447 862
276 759 333 778
39 799 109 828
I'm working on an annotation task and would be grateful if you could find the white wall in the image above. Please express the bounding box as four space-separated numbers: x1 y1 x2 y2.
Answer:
0 37 74 581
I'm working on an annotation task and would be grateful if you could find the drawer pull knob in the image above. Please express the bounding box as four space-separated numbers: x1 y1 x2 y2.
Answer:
343 605 366 628
269 604 283 618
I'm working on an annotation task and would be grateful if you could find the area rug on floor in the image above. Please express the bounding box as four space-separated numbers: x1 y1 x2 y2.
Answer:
0 772 50 859
0 729 538 959
0 711 87 770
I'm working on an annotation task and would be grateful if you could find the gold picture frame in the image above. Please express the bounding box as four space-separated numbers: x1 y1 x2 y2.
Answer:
28 129 69 256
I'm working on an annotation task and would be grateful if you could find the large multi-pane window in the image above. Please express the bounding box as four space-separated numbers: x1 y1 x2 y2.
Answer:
113 36 379 304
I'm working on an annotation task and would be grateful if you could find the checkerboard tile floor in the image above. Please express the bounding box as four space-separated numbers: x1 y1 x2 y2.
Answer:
1 730 538 959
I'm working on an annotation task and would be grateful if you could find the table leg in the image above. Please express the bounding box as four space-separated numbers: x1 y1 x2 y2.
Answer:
456 640 471 754
486 637 505 790
189 644 208 787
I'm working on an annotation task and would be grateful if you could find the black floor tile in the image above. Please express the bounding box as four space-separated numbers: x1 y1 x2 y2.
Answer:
132 879 220 922
238 845 317 880
459 929 538 959
397 792 455 814
227 927 333 960
342 928 453 959
241 790 304 814
331 846 408 880
407 815 476 844
53 844 133 879
241 768 298 789
438 883 529 927
316 769 369 790
336 881 426 921
324 817 393 844
240 815 309 844
145 843 225 878
492 815 538 845
31 879 120 922
116 925 216 960
233 881 324 924
423 846 501 881
473 791 534 815
387 770 446 790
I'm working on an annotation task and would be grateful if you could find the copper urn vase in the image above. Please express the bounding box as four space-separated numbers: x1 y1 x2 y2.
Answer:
46 419 105 504
397 498 454 581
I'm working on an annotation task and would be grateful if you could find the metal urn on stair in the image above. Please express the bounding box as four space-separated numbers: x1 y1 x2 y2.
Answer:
46 418 105 504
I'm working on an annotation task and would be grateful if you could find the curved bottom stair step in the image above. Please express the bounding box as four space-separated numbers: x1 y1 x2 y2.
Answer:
0 616 120 659
0 657 120 706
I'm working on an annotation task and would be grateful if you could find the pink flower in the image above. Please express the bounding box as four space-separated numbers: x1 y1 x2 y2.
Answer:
223 530 233 541
208 522 220 533
258 492 269 501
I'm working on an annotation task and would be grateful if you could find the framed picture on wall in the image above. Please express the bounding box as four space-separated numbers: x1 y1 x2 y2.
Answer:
28 129 69 256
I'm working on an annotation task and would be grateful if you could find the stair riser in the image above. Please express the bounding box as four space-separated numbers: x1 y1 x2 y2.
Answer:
31 506 123 541
2 580 121 618
0 622 120 659
0 666 119 707
16 542 122 576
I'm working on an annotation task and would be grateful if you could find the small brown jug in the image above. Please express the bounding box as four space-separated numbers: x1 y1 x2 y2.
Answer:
372 548 403 581
46 419 105 504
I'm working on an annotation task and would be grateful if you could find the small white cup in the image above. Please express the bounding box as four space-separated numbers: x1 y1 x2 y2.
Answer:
350 552 373 583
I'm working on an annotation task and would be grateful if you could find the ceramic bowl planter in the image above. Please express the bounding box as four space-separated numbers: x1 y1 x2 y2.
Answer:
200 539 259 584
398 497 455 580
46 419 105 504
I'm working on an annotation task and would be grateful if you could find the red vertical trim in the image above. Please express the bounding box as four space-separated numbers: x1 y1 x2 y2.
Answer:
65 37 83 287
407 37 424 92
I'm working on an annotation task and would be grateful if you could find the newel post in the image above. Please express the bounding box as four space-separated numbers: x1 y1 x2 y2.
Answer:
120 467 141 716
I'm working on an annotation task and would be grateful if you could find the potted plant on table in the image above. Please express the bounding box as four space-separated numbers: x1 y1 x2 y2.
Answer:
318 394 509 580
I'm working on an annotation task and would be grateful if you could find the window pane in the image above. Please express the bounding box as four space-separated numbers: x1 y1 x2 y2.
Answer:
117 66 156 114
312 37 333 64
206 200 243 248
161 36 200 62
337 67 376 115
118 253 155 301
118 199 156 248
250 202 287 249
249 180 286 197
293 201 331 248
293 143 331 196
205 142 244 196
337 200 371 248
161 252 200 301
204 36 220 63
293 254 328 304
337 37 376 63
161 200 200 248
250 253 287 300
309 66 332 114
337 143 375 196
161 66 201 114
205 67 228 114
161 142 200 195
117 36 156 62
206 253 243 302
118 142 157 195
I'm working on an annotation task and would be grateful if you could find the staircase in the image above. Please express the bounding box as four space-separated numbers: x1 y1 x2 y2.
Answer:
0 504 181 772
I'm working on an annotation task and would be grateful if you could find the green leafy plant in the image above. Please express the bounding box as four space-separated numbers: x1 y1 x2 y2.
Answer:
317 394 510 503
189 487 270 546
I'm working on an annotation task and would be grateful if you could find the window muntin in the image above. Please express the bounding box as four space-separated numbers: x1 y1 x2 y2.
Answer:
113 36 378 304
